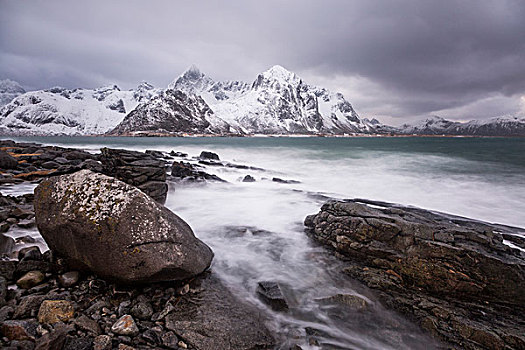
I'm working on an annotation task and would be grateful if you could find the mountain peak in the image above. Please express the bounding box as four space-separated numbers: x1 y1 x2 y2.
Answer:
261 65 298 83
0 79 25 94
169 65 214 91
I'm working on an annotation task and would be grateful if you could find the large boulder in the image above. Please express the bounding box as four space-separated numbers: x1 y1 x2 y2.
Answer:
34 170 213 284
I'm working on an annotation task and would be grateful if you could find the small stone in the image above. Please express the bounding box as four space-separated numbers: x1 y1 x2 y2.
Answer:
317 293 369 311
130 302 153 320
93 335 112 350
63 336 94 350
152 300 175 321
34 324 68 350
161 331 179 349
58 271 80 288
118 344 135 350
0 276 7 305
16 270 45 289
18 246 42 261
199 151 220 160
73 315 101 335
111 315 139 336
177 284 190 295
142 329 161 345
0 320 38 341
242 175 256 182
16 218 36 229
37 300 75 324
118 300 131 317
0 305 14 322
14 295 46 319
178 340 188 349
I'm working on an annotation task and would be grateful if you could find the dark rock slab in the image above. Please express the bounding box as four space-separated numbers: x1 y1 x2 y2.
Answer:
199 151 219 160
99 147 168 203
171 161 224 182
305 199 525 349
34 170 213 284
165 273 275 350
256 281 289 311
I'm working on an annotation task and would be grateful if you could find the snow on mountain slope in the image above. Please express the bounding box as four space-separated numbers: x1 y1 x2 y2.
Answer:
0 83 161 136
0 79 26 106
109 89 233 135
170 65 382 134
399 115 525 136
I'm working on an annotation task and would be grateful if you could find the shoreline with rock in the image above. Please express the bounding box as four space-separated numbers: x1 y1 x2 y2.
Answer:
1 139 524 349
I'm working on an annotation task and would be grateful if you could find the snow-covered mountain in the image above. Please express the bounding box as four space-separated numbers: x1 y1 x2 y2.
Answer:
165 65 381 134
109 89 233 135
398 115 525 136
0 79 26 106
0 83 161 136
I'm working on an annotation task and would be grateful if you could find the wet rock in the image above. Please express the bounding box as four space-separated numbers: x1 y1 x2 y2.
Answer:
13 295 46 319
58 271 80 288
171 161 224 182
0 234 15 254
242 175 256 182
99 148 168 203
256 281 289 311
16 218 36 229
1 320 38 341
165 273 275 349
73 315 101 335
317 294 369 311
142 329 161 345
63 336 93 350
305 199 525 349
15 260 54 277
18 246 42 261
0 276 7 305
111 315 139 336
0 151 18 169
93 335 112 350
16 271 44 289
199 151 219 160
145 150 165 158
170 151 188 157
34 324 68 350
272 177 300 184
130 301 153 320
37 300 75 324
34 170 213 283
41 161 59 169
161 331 179 349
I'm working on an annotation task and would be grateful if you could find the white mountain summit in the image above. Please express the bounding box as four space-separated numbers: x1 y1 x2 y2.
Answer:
163 64 379 135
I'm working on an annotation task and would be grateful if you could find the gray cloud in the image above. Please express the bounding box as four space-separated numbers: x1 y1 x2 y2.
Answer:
1 0 524 122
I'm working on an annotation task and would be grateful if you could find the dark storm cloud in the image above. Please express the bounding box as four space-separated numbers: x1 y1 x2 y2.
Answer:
1 0 524 121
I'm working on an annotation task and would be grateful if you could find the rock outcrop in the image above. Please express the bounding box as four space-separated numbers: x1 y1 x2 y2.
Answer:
34 170 213 284
305 199 525 350
99 147 168 203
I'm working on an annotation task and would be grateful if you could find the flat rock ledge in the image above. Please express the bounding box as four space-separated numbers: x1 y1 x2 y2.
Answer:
305 199 525 350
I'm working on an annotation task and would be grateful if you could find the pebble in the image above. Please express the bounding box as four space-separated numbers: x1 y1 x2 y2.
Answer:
111 315 139 336
16 270 44 289
37 300 75 324
58 271 80 288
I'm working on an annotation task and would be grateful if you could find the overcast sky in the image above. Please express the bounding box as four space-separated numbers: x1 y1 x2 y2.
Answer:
1 0 524 125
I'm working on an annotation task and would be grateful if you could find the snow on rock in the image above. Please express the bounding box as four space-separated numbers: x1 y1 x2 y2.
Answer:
0 83 161 136
109 89 233 135
399 115 525 136
0 79 26 106
169 65 384 135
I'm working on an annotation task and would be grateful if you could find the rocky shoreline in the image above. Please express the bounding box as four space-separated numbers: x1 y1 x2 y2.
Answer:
1 139 525 349
305 199 525 350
